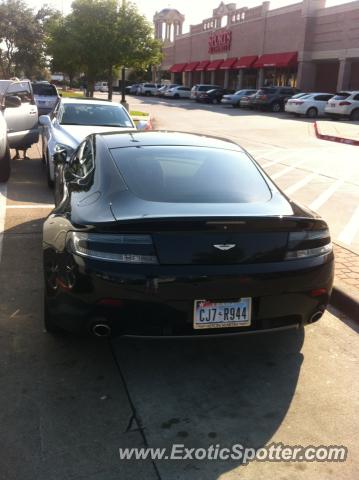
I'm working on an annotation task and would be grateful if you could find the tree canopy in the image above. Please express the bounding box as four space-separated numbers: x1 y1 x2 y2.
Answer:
0 0 56 78
46 0 162 96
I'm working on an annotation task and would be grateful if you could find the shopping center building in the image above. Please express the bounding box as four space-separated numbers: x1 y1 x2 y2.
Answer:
154 0 359 92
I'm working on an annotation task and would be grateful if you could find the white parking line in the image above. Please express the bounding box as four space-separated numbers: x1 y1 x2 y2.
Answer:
0 183 7 262
309 179 344 211
271 159 307 180
338 204 359 245
284 172 317 195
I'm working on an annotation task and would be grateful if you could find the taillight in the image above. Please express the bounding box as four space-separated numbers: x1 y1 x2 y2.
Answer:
339 101 351 106
285 228 332 260
67 232 158 264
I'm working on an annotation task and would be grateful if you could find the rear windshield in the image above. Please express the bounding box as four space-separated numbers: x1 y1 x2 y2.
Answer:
333 92 350 100
111 146 271 203
32 84 57 96
59 103 133 127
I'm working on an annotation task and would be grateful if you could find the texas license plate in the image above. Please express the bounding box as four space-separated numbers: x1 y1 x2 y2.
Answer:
193 299 252 329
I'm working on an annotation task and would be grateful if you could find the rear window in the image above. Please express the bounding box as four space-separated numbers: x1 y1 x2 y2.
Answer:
333 92 350 100
111 146 271 203
32 84 57 96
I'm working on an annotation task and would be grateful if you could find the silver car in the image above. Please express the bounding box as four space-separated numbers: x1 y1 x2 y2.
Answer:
39 98 137 188
221 89 257 108
32 82 60 116
0 79 39 182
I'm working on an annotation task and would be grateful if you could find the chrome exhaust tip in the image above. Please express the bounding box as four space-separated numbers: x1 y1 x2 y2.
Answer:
92 323 112 337
309 310 324 323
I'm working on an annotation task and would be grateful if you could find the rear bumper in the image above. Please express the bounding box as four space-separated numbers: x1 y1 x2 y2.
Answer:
46 252 334 336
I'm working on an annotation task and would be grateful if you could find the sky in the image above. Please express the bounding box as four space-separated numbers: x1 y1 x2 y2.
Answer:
27 0 350 30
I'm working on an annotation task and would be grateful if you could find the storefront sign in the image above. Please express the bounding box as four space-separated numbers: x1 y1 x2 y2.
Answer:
208 30 232 54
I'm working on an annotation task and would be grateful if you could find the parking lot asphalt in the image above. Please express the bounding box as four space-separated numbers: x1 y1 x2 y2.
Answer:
0 101 359 479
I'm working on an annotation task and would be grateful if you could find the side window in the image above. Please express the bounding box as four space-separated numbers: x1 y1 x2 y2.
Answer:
315 95 332 101
353 94 359 101
6 82 32 104
70 139 94 178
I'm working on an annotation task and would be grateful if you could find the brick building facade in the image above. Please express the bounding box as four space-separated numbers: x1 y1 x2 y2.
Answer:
156 0 359 92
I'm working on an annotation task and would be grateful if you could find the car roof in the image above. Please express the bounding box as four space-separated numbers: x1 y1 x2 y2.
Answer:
60 97 123 107
99 131 245 152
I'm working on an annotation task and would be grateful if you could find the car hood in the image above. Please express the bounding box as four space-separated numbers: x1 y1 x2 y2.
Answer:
58 124 136 149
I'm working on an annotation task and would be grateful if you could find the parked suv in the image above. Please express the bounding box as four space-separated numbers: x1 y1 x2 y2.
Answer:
0 79 39 182
253 86 300 112
325 91 359 121
190 84 221 101
136 83 161 96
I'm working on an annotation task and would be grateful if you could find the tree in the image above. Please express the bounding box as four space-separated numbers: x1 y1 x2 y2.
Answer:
0 0 57 78
45 0 162 98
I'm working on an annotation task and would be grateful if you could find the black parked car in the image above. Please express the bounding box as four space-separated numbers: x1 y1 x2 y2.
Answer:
197 88 229 104
43 131 333 337
253 86 300 112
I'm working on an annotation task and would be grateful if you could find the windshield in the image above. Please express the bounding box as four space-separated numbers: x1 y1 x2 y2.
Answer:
59 103 134 127
110 146 271 203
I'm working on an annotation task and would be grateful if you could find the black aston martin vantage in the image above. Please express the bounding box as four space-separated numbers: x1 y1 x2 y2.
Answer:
43 131 334 337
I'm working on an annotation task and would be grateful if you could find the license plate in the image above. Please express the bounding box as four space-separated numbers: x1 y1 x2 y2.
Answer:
193 299 251 329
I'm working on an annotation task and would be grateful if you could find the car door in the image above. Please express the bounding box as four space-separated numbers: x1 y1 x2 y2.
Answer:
4 80 39 149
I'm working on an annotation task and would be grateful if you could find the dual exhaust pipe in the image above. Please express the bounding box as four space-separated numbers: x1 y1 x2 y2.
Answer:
91 321 112 337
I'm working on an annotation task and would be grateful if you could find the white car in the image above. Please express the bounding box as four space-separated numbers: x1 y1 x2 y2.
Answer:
94 82 109 92
39 98 136 187
325 91 359 121
136 83 161 96
164 86 191 99
155 84 179 97
285 93 333 118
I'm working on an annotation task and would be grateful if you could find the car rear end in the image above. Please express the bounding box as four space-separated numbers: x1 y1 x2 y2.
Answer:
253 88 278 109
45 140 334 337
32 83 59 115
221 94 235 105
325 92 355 118
285 95 311 115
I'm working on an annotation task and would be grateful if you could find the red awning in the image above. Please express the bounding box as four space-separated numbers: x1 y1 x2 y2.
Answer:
206 59 224 71
219 58 237 70
254 52 298 68
195 60 210 71
184 61 200 72
169 63 187 73
234 55 258 69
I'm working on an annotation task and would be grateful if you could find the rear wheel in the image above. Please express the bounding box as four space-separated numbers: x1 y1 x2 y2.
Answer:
145 91 150 96
306 107 318 118
174 93 179 99
350 109 359 121
0 144 11 183
271 102 281 113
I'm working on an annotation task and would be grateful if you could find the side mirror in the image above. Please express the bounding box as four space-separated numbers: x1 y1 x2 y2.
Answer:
53 147 67 165
5 95 21 108
136 120 148 131
39 115 52 126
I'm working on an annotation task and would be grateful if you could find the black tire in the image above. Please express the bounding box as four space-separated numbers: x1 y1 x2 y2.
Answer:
306 107 318 119
271 102 282 113
350 109 359 121
174 93 179 99
46 150 54 188
145 91 150 96
0 145 11 183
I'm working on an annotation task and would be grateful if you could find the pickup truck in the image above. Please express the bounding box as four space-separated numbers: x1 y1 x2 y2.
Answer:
0 79 39 182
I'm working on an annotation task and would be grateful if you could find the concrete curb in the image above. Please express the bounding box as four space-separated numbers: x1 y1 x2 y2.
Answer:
330 285 359 320
314 122 359 146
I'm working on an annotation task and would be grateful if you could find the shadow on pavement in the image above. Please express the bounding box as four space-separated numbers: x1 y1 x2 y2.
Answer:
112 326 304 479
0 219 157 480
